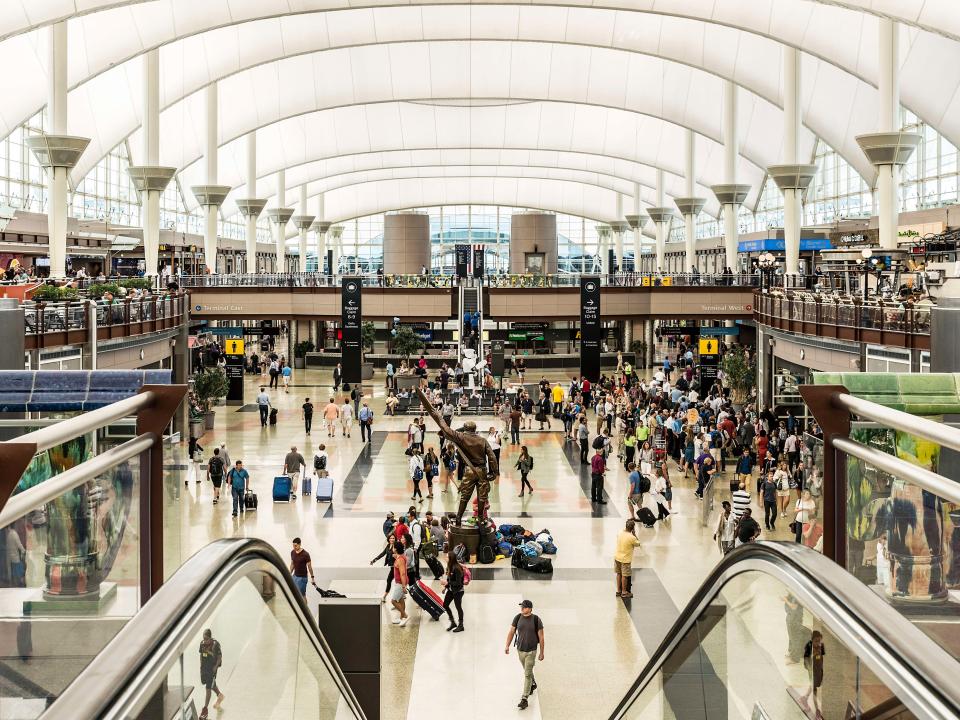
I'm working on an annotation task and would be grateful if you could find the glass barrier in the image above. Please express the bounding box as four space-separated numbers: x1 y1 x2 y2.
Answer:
118 569 357 719
840 425 960 660
621 571 915 719
0 450 144 717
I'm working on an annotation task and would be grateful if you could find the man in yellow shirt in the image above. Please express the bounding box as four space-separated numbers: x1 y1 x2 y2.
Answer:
614 519 642 598
551 383 564 408
636 423 650 445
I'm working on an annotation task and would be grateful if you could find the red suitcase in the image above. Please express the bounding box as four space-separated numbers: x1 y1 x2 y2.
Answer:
409 579 444 620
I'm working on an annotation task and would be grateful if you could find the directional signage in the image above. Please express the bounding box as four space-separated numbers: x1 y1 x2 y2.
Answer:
580 276 601 382
224 338 245 356
341 277 362 385
490 339 505 376
472 245 485 278
455 244 470 279
699 338 720 356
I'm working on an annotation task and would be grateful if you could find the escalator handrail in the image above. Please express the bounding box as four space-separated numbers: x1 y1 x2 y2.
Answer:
610 541 960 720
41 538 367 720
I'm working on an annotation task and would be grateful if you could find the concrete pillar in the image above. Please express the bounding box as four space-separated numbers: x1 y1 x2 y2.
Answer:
708 81 751 273
329 225 343 275
856 19 920 251
127 50 175 278
312 194 329 274
235 133 267 274
267 169 294 273
190 84 230 274
385 212 431 274
292 185 315 274
25 23 89 278
675 129 707 275
596 225 611 275
647 170 674 273
511 212 557 274
613 196 624 271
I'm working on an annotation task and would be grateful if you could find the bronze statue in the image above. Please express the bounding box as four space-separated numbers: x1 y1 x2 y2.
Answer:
417 388 498 524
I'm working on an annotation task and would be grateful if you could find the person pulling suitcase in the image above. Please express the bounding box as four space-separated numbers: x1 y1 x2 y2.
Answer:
282 445 305 501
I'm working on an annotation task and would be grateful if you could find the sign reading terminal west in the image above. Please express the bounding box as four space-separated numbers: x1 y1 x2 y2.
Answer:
580 276 601 382
341 278 362 385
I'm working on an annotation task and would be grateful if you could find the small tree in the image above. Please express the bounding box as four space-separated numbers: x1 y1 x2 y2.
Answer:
294 340 315 359
193 368 230 412
361 321 377 359
392 325 424 360
629 339 647 363
721 345 755 405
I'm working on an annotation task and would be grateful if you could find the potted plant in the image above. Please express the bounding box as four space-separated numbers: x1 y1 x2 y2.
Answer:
720 345 755 408
392 324 424 362
361 321 377 380
192 368 230 430
293 340 315 369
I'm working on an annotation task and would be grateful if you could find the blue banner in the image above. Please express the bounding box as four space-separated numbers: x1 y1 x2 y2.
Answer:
700 326 740 337
738 238 832 253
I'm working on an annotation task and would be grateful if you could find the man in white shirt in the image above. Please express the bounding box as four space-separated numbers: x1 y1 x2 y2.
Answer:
732 482 752 519
340 400 354 437
256 387 271 427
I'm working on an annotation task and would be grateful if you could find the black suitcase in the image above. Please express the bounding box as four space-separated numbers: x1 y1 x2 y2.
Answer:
269 408 278 425
408 579 443 620
636 507 656 528
244 491 258 510
425 555 444 579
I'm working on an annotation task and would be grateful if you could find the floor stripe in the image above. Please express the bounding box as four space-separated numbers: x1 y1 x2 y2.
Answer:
560 440 619 518
323 431 388 517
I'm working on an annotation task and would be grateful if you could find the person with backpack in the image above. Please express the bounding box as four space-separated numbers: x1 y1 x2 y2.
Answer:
226 460 249 518
206 448 225 505
505 599 545 711
441 550 467 633
515 446 534 497
423 447 439 499
198 629 224 719
313 443 329 478
626 462 649 518
614 518 642 598
408 448 424 502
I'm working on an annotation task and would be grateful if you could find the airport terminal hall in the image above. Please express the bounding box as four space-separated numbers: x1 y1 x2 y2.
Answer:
5 2 960 720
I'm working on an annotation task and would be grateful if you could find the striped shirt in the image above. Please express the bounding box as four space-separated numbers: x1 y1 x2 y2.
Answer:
732 489 752 519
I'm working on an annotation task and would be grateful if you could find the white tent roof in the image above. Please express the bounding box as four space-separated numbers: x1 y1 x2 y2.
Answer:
1 1 958 222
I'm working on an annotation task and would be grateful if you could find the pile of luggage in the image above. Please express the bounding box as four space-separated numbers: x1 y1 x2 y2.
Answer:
500 524 557 574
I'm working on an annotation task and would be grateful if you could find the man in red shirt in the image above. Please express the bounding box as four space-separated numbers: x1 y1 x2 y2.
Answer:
590 447 607 504
394 516 409 540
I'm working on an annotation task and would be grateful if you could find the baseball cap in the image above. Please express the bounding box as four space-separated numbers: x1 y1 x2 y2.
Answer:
519 599 533 609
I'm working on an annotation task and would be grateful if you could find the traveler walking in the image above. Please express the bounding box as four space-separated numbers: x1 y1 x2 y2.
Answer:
487 427 502 469
256 387 271 427
732 482 751 519
590 447 607 503
370 533 398 603
301 397 314 435
289 537 314 597
198 629 224 719
313 444 329 478
761 469 778 530
281 362 292 392
226 461 249 518
389 545 410 627
268 358 280 389
614 518 642 597
794 489 816 543
333 362 343 393
409 447 425 502
801 631 826 718
441 551 466 632
735 507 762 547
323 397 339 437
358 401 374 443
283 446 306 495
340 397 354 437
505 600 545 710
423 447 439 499
713 500 736 555
510 404 522 445
515 446 534 497
206 448 225 505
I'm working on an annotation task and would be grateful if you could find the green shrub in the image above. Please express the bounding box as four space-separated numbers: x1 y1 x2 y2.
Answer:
392 325 424 359
193 368 230 412
119 278 153 290
30 285 80 302
87 282 121 299
294 340 316 358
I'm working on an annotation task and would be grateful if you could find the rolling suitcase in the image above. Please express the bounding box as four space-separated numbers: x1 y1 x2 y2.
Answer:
269 408 278 425
301 475 312 496
315 476 334 502
409 578 443 620
425 555 444 580
636 507 657 528
272 475 292 502
244 491 258 510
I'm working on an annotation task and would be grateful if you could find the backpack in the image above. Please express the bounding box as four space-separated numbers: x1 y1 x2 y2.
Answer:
208 456 224 476
479 545 495 564
592 435 605 450
461 566 472 585
313 454 327 471
638 475 652 494
453 543 468 563
413 466 424 481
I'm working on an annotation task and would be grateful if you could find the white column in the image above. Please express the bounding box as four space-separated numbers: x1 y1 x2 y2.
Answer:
245 133 258 272
783 46 801 275
614 195 624 270
877 18 899 250
632 183 642 269
275 169 286 269
47 23 69 278
202 83 218 273
722 80 739 270
684 130 697 272
655 170 666 271
141 50 161 277
298 185 309 273
315 194 326 272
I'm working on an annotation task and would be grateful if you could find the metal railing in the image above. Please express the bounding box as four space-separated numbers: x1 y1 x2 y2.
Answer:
180 271 762 289
754 290 931 336
611 542 960 719
23 292 187 336
44 538 367 720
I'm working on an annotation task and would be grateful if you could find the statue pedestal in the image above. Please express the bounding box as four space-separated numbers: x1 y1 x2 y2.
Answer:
23 581 118 616
447 526 481 563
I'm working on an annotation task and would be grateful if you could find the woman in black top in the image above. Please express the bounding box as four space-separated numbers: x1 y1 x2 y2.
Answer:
515 446 534 497
441 551 466 633
802 630 826 717
424 447 439 499
370 534 398 604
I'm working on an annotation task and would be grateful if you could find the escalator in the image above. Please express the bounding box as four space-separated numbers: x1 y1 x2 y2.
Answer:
36 540 960 719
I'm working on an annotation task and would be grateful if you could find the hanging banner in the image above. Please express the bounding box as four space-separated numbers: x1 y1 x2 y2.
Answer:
455 244 470 278
341 277 362 384
473 245 485 278
580 276 601 382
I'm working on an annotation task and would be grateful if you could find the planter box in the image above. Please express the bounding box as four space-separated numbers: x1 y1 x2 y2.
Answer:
189 420 204 439
294 357 306 369
362 362 374 380
203 411 216 430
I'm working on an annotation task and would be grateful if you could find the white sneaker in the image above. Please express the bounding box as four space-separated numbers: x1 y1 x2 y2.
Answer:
398 617 409 627
391 616 400 625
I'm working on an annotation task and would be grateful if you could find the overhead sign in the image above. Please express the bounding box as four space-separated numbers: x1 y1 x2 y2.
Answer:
700 326 740 337
224 338 245 355
455 244 470 279
580 276 601 382
512 322 548 330
659 325 699 336
341 277 362 384
472 245 485 278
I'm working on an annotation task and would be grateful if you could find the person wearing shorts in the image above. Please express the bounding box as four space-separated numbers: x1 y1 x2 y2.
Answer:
626 463 645 517
340 400 354 438
614 519 641 598
389 545 409 627
198 629 224 719
323 398 339 437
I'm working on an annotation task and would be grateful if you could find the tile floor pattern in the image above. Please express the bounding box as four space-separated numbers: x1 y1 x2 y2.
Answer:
165 367 799 719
